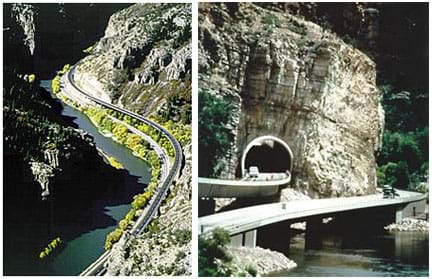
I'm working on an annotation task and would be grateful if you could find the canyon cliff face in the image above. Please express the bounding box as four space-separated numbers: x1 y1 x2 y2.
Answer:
199 3 384 197
75 3 192 115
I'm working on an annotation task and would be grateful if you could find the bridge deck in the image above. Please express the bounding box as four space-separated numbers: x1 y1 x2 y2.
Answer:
198 174 291 198
199 190 426 236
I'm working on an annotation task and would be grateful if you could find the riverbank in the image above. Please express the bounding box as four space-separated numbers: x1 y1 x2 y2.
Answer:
230 246 297 276
385 218 429 232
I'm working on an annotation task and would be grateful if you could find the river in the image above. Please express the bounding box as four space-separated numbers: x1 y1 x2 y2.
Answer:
3 81 151 275
271 229 429 277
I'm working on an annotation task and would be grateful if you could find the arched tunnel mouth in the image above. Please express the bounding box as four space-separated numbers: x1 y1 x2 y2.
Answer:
242 137 293 176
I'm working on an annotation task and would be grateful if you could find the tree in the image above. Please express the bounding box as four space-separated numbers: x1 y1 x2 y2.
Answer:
198 228 233 277
379 161 410 189
198 90 235 177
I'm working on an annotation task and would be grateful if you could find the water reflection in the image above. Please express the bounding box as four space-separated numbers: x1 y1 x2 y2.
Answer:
271 230 428 277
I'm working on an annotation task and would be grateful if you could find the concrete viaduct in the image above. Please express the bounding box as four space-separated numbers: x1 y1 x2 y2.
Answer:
199 190 426 250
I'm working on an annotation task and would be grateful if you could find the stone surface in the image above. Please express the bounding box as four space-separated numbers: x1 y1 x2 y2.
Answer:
229 245 297 276
199 3 384 198
384 218 429 232
10 4 36 55
75 3 191 115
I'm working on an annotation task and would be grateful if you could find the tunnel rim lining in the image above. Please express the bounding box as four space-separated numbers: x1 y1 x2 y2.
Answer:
241 135 294 177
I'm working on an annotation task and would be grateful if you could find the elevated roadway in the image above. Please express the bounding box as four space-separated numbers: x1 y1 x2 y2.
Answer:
60 65 183 276
199 189 426 246
198 173 291 198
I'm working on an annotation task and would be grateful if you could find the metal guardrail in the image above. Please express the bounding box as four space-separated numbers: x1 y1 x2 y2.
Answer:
61 66 183 276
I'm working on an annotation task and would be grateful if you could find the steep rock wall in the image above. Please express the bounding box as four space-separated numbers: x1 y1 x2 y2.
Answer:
199 3 384 197
75 3 192 115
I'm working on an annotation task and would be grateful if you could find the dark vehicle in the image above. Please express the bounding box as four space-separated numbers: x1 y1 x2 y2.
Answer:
383 185 400 199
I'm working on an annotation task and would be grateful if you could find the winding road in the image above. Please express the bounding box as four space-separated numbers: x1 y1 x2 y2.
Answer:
60 65 183 276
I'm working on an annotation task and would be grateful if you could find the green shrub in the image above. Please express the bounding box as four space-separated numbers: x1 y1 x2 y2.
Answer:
38 237 62 259
105 228 123 250
28 74 36 83
108 156 123 170
199 228 233 277
198 90 235 177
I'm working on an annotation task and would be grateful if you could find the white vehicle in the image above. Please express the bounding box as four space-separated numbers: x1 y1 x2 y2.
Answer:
249 166 260 178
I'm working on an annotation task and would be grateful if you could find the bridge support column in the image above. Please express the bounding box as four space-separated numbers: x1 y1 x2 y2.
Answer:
305 216 323 249
256 222 291 254
244 230 257 247
230 230 257 248
395 200 426 222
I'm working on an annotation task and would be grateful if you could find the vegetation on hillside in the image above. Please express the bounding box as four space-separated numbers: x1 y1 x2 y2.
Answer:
377 85 428 192
198 90 235 177
199 228 234 277
108 156 124 170
51 64 70 94
199 228 257 277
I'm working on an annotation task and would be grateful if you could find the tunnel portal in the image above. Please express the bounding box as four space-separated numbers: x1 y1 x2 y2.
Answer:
241 136 293 177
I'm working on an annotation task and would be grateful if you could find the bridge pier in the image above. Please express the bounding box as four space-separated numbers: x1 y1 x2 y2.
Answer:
395 199 426 222
256 221 292 254
230 230 257 248
305 216 323 249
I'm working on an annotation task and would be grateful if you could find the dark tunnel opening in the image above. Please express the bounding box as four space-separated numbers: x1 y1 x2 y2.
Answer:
244 141 292 173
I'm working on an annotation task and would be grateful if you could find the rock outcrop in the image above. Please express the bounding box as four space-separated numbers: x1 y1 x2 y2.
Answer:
10 3 36 55
230 246 297 276
75 3 192 115
384 218 429 232
199 3 384 198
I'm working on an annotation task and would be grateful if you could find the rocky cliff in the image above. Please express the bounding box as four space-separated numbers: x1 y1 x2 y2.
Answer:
199 3 384 197
75 3 192 116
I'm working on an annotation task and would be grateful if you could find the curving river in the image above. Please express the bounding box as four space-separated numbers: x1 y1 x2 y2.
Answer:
3 81 151 275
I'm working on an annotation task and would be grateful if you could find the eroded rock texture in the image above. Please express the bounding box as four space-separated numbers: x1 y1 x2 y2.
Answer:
75 3 191 115
199 3 384 197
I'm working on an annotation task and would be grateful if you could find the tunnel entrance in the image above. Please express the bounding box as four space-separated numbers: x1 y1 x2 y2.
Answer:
241 136 293 177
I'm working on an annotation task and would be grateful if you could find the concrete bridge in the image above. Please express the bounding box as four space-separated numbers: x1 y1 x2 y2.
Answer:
199 135 294 198
198 175 291 198
199 189 426 250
